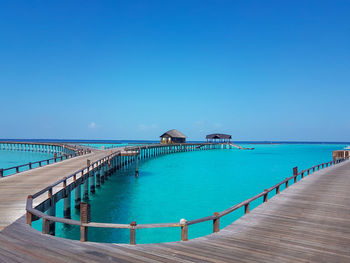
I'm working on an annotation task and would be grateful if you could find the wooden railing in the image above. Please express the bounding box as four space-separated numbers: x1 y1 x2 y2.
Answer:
25 144 348 245
0 143 91 177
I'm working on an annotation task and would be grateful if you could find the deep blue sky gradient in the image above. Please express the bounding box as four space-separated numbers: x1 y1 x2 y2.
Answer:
0 1 349 141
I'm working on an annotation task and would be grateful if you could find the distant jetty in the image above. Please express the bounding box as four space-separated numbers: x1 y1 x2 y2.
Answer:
228 143 255 150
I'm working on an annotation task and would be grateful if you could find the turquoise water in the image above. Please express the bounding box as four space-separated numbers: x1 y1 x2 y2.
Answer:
0 150 54 176
33 144 347 243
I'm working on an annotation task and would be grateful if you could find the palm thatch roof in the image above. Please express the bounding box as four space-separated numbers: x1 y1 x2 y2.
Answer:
206 133 232 139
160 129 187 138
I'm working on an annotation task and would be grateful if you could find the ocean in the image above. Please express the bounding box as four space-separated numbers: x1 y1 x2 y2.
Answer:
27 142 348 243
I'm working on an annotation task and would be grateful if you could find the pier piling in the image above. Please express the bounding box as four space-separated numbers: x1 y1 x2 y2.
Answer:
83 174 89 201
47 188 56 235
90 170 95 194
75 183 82 209
96 167 101 188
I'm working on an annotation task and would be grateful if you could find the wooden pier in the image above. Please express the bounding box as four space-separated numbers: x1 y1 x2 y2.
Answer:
0 143 349 262
0 147 104 230
0 143 218 231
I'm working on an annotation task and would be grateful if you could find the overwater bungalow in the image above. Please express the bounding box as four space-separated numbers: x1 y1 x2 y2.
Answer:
160 129 187 144
206 133 232 143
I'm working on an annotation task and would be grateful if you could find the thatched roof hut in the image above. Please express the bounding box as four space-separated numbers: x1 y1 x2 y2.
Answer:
160 129 187 144
206 133 231 143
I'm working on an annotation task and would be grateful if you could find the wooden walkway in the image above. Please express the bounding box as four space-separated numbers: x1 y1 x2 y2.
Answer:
0 158 349 262
0 148 118 231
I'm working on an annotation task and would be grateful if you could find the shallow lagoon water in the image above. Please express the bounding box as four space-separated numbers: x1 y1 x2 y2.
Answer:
33 143 347 243
0 150 53 176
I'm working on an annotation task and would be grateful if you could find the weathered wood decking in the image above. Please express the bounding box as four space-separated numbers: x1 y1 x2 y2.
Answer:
0 158 349 262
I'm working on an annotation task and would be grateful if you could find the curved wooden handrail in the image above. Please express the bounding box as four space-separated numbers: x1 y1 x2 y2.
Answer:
25 143 349 245
32 156 115 198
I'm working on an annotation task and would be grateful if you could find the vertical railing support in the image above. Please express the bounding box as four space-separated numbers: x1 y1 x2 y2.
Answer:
80 202 91 242
26 195 33 226
42 218 50 234
293 167 298 183
130 221 137 245
180 219 188 241
213 212 220 233
244 203 250 214
263 190 268 203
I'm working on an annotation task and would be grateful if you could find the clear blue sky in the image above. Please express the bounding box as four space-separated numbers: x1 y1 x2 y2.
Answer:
0 1 349 141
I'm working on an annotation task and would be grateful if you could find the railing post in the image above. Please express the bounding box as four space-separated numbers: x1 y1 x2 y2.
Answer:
26 195 33 226
263 190 268 203
180 218 188 241
0 169 3 178
213 212 220 233
276 186 280 195
29 162 32 169
130 221 136 245
285 179 289 188
42 218 50 234
16 167 19 173
244 203 250 214
80 202 91 242
293 167 298 183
